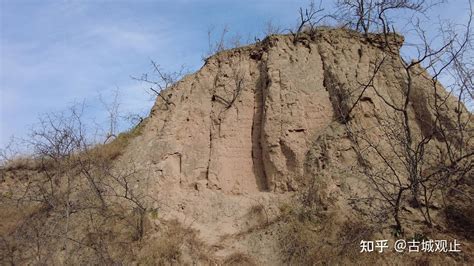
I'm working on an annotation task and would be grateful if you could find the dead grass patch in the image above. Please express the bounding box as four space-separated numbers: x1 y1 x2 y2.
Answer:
223 252 257 265
90 122 144 162
137 219 214 265
445 204 474 241
279 199 377 264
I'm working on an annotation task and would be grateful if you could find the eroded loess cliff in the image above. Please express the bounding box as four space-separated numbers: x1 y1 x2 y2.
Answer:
125 28 444 194
119 28 472 263
2 28 472 265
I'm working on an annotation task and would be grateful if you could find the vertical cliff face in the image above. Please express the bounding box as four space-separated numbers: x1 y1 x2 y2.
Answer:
124 28 466 197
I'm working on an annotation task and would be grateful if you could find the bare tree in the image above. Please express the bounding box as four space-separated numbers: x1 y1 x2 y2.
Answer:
205 25 229 59
99 88 121 143
0 137 20 166
132 60 186 108
264 19 283 36
335 0 432 37
1 100 159 263
343 56 387 122
213 67 245 114
101 162 157 240
203 25 254 59
339 1 473 234
290 0 328 42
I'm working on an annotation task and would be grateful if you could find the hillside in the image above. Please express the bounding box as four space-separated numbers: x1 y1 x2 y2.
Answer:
1 28 473 265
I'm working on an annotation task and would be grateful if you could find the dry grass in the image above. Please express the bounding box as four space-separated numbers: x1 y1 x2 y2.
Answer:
222 252 257 265
337 219 375 258
246 203 269 227
2 156 56 173
137 220 214 265
279 215 322 264
0 122 149 264
90 122 145 162
278 197 377 265
1 122 145 174
280 215 378 264
443 175 474 241
445 204 474 241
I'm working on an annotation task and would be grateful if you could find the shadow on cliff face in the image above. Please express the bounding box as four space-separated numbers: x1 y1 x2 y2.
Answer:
445 177 474 241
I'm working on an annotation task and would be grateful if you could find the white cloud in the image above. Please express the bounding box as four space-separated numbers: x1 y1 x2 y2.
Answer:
87 25 165 52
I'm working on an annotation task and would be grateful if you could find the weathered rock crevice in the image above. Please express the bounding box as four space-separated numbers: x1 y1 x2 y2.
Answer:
316 41 349 123
206 64 222 190
250 61 270 191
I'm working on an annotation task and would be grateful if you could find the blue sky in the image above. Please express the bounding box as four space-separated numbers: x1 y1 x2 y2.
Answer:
0 0 304 148
0 0 471 149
